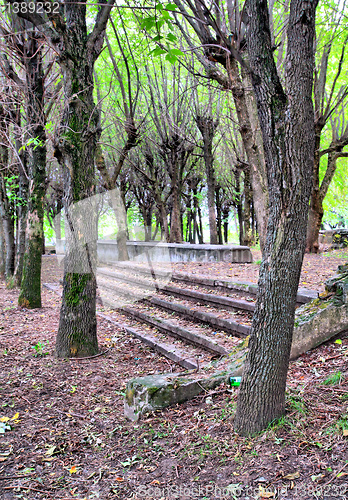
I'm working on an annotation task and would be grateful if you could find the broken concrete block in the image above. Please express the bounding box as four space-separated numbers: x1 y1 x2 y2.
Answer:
124 351 246 421
291 264 348 359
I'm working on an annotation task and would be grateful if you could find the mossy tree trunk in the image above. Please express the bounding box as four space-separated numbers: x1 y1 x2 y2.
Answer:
52 1 113 358
0 217 5 276
14 165 28 288
14 0 114 358
18 32 46 308
234 0 318 436
0 144 15 281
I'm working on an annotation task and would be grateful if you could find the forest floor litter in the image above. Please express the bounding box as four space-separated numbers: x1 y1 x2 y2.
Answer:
0 248 347 499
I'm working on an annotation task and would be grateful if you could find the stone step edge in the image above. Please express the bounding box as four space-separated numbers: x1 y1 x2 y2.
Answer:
98 269 256 314
163 285 255 313
99 265 318 304
95 280 236 353
121 306 229 356
97 267 165 291
97 313 199 371
173 273 318 304
146 296 251 338
97 277 252 336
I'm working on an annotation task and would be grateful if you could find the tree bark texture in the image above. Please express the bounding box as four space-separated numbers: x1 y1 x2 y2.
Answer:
0 147 15 280
196 115 219 244
306 142 347 252
305 126 322 253
50 0 113 357
234 0 317 435
0 217 5 275
18 33 47 308
242 166 254 246
14 168 28 287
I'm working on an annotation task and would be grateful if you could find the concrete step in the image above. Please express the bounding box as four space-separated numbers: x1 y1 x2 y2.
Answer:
121 306 230 356
145 296 251 337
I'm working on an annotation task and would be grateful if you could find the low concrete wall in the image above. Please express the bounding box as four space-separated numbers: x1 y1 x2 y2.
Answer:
319 228 348 247
55 239 253 263
319 230 335 246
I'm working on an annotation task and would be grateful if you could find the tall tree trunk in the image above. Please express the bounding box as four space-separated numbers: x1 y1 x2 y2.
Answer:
196 115 219 244
54 212 61 241
192 184 204 244
1 211 15 280
0 164 15 280
13 0 115 356
305 127 322 253
187 190 194 243
169 180 182 243
223 205 230 243
215 186 223 244
242 167 253 246
14 168 28 287
234 0 317 435
96 146 129 260
19 33 46 307
158 198 170 242
306 145 345 252
235 168 245 245
0 217 5 275
229 61 269 251
55 3 110 358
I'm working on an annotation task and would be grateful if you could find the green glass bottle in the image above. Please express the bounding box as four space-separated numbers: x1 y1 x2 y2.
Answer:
230 376 242 387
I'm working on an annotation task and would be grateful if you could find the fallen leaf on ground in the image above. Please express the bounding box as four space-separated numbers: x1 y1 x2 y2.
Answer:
259 485 275 498
283 471 300 480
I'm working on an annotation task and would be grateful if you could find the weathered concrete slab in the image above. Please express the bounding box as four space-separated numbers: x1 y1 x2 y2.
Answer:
291 299 348 359
98 240 253 263
124 349 247 421
57 239 252 263
291 263 348 358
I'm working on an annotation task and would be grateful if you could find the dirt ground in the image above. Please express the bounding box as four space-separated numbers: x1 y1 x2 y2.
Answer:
0 248 347 500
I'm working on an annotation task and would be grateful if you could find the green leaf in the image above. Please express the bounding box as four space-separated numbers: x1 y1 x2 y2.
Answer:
169 48 183 56
165 3 178 10
151 47 167 57
141 18 156 31
165 53 178 64
166 33 177 42
161 10 171 20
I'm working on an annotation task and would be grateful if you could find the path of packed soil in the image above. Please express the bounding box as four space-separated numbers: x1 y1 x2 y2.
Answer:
0 248 347 499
